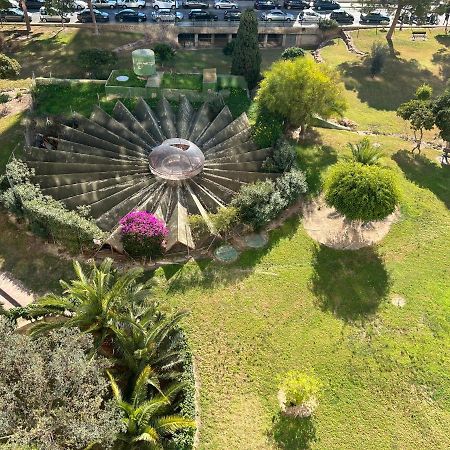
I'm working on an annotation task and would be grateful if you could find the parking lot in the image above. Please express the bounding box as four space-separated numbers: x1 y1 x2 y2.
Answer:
3 0 449 26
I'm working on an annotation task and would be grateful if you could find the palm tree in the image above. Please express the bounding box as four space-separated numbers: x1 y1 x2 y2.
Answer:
348 138 383 166
108 366 195 449
18 0 32 34
112 304 189 380
23 258 147 346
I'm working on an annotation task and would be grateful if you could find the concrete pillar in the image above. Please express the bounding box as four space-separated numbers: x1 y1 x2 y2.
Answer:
194 34 199 47
211 33 215 46
263 34 268 47
282 34 287 47
227 33 232 43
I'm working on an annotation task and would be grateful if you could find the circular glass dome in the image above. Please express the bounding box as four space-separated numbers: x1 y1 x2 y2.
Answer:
149 138 205 181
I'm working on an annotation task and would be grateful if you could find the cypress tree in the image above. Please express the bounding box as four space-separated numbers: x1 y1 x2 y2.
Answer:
231 9 261 90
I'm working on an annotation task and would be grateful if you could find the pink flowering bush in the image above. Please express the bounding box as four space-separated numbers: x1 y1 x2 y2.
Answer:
120 211 168 258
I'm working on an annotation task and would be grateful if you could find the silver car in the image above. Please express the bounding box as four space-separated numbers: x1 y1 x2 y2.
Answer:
121 0 146 7
39 6 70 22
151 8 183 21
261 9 294 22
296 9 320 23
214 0 238 9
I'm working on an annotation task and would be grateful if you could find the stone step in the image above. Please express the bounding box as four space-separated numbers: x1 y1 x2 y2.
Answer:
202 168 279 183
177 95 194 140
200 171 245 192
134 97 165 143
196 106 233 147
27 160 147 175
196 174 237 203
203 113 250 151
156 97 177 139
204 128 252 156
206 148 271 164
189 102 213 143
204 161 264 172
204 140 258 161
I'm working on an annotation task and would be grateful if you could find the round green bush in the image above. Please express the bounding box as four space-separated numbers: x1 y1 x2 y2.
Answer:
0 53 21 79
278 370 322 407
324 162 399 222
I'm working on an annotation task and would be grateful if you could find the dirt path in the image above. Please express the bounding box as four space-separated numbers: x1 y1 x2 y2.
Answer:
0 272 35 309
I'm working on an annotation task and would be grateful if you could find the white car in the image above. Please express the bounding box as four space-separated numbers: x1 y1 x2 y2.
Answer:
121 0 146 7
91 0 120 9
296 9 320 23
73 0 87 9
151 7 183 20
39 6 70 22
214 0 238 9
153 0 178 9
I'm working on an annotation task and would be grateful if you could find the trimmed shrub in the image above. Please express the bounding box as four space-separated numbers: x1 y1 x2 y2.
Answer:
281 47 306 60
0 53 20 79
153 43 176 66
249 102 284 148
324 162 400 222
77 48 117 78
262 140 297 173
367 42 389 78
223 40 236 56
120 211 168 258
275 169 308 204
318 18 339 31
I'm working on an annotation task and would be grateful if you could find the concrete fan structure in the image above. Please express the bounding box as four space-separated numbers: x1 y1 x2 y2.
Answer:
24 96 278 253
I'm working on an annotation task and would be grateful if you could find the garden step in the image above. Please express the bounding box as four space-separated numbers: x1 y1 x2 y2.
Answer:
156 97 177 139
189 179 224 213
202 113 250 150
133 98 165 143
112 101 158 147
195 175 236 203
184 181 216 233
196 106 233 147
202 168 279 183
139 182 166 213
189 102 213 143
203 128 253 156
205 148 271 164
90 106 151 151
204 140 258 160
157 184 178 222
27 161 147 175
55 138 145 162
176 95 194 140
41 174 145 199
199 172 244 192
204 161 265 172
166 200 195 250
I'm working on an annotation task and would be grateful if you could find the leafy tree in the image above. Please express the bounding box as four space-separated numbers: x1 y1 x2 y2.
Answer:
281 46 305 60
324 162 400 222
78 48 117 78
0 318 123 450
278 370 322 408
231 9 261 90
433 88 450 144
0 53 21 78
153 43 175 67
108 366 195 449
44 0 75 25
397 84 435 153
256 57 346 135
368 42 389 78
348 137 383 165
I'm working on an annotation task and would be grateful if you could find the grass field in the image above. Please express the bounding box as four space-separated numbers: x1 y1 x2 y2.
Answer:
0 28 449 449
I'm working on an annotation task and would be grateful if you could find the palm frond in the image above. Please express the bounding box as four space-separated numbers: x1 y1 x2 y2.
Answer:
154 415 196 435
107 370 123 403
29 317 68 337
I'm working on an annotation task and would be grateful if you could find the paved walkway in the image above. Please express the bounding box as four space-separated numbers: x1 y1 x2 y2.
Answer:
0 272 35 310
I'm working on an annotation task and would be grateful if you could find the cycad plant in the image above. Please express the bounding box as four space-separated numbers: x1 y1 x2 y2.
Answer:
108 366 195 449
348 138 383 165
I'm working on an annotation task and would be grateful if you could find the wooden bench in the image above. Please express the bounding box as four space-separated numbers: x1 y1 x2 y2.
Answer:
412 31 427 41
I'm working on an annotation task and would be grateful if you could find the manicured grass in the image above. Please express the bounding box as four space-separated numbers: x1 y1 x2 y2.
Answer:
107 70 147 87
161 73 203 91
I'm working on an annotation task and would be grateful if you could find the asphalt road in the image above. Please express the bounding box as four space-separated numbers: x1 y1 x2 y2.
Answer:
15 1 449 27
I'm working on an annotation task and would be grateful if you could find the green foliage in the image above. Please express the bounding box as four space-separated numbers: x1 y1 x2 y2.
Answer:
262 140 297 173
225 88 251 118
188 207 238 239
0 92 9 104
281 47 305 60
368 42 389 78
432 88 450 142
153 43 176 67
347 137 383 165
278 370 322 407
249 101 284 148
0 53 21 78
232 170 308 229
0 318 123 450
318 18 339 31
188 214 210 240
324 162 400 222
44 0 76 20
231 10 261 90
77 48 117 78
222 40 236 56
161 73 203 91
256 57 346 133
415 83 433 101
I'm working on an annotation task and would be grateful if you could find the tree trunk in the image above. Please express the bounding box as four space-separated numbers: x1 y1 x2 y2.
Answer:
87 0 99 36
20 0 32 35
386 3 403 56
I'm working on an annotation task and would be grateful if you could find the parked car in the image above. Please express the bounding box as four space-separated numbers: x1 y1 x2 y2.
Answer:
261 9 294 22
90 0 119 9
77 8 110 21
74 0 87 8
313 0 340 11
120 0 146 7
0 7 28 21
283 0 309 10
153 0 178 9
23 0 44 10
115 8 146 21
151 7 183 20
254 0 280 10
296 9 320 23
330 10 353 24
360 12 390 24
183 0 209 8
214 0 238 9
39 7 70 22
188 9 218 20
224 9 240 20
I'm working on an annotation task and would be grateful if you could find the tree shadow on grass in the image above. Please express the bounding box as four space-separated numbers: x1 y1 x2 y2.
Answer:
339 57 443 111
435 34 450 47
270 413 317 449
392 150 450 209
310 245 390 323
432 48 450 80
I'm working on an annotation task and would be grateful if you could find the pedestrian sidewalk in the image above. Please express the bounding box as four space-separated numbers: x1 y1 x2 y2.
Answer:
0 272 35 310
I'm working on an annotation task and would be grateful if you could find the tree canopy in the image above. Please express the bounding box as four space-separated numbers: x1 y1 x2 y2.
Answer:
255 57 346 134
433 88 450 143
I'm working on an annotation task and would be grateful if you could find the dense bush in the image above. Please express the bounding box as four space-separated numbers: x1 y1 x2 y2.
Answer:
0 53 21 78
324 162 400 222
278 370 322 407
367 42 389 78
262 140 297 173
225 88 251 118
232 170 308 229
347 137 383 165
281 47 305 60
249 102 284 148
318 18 339 31
120 210 168 258
223 40 236 56
432 88 450 142
153 42 176 66
77 48 117 78
188 207 238 240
